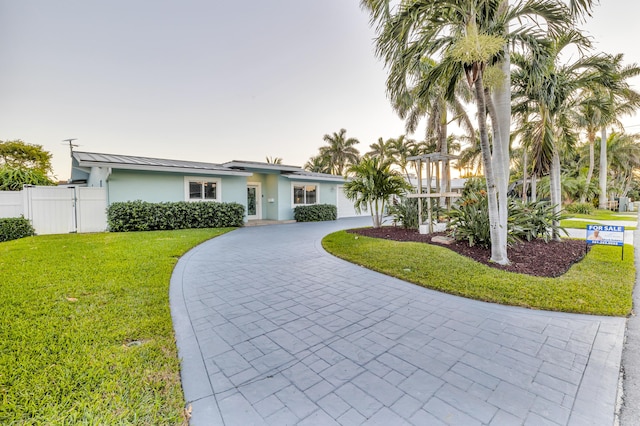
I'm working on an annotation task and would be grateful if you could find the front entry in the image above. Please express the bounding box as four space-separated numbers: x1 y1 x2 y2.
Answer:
247 183 261 220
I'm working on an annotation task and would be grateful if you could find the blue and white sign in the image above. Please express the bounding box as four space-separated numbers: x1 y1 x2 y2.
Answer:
586 224 625 246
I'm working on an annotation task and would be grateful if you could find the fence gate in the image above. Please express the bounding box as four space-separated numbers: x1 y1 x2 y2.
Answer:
22 186 107 235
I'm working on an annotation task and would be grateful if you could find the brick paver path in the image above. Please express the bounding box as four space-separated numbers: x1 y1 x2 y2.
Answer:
170 217 625 425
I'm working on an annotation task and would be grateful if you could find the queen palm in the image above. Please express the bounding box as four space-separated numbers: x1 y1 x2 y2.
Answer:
603 132 640 199
366 137 394 163
318 129 360 176
578 55 640 207
362 0 569 264
304 154 331 174
511 30 612 238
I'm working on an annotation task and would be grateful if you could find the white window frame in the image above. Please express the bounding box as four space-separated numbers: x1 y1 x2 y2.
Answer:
184 177 221 202
292 182 319 206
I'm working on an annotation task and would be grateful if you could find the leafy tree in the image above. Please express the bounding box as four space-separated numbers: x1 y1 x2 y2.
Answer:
344 157 411 228
0 140 53 175
0 140 55 190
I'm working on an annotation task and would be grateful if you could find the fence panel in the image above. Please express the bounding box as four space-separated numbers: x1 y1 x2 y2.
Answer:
25 186 76 235
0 191 24 218
77 187 108 233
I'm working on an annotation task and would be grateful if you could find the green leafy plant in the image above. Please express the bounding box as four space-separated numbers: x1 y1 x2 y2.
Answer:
0 217 35 242
293 204 337 222
447 189 491 247
565 202 595 215
508 199 566 242
107 201 245 232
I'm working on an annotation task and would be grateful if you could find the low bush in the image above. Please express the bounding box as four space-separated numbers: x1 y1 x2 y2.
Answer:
293 204 337 222
107 201 245 232
447 186 565 247
0 217 35 242
566 202 595 215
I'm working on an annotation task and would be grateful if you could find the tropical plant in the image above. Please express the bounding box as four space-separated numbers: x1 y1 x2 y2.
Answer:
0 166 55 191
511 29 611 240
265 156 283 164
304 155 331 174
361 0 571 264
343 157 411 228
318 129 360 176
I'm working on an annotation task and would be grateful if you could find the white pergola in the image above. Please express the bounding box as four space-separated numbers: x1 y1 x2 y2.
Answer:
407 153 461 234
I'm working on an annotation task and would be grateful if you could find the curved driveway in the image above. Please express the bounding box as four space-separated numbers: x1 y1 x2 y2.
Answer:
171 217 625 425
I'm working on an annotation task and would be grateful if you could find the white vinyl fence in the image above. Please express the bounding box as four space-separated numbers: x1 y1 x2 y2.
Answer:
0 186 108 235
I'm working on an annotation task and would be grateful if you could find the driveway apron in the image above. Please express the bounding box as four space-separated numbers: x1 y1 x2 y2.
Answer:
170 217 625 425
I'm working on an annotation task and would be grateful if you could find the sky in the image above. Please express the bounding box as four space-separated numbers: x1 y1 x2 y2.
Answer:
1 1 639 181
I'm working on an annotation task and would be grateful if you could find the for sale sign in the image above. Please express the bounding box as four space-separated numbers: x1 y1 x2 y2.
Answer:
586 224 625 246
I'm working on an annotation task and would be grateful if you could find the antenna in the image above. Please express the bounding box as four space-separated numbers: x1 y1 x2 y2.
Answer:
62 138 78 156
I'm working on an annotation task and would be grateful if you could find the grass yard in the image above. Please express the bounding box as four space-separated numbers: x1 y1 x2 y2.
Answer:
323 231 635 316
0 228 232 424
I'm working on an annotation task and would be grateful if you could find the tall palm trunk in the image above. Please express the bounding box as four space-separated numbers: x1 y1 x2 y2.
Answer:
581 131 596 203
550 145 562 241
598 127 608 209
522 149 528 202
530 173 537 202
474 75 507 265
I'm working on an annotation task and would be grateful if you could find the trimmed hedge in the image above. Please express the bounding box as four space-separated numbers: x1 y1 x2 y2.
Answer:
0 217 35 242
293 204 337 222
107 200 245 232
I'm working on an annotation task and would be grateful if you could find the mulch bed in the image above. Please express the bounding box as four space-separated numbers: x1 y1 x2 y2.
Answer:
347 227 589 278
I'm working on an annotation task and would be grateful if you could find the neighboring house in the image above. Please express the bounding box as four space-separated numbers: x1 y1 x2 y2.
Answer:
70 151 356 221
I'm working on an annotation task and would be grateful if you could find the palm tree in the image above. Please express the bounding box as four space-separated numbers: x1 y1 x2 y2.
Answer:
511 29 611 239
583 55 640 207
265 156 283 164
318 129 360 176
362 0 570 264
604 132 640 200
386 135 417 182
343 157 411 228
366 137 394 163
304 155 331 174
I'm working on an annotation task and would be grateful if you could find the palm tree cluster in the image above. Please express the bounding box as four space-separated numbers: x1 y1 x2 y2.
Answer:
358 0 640 264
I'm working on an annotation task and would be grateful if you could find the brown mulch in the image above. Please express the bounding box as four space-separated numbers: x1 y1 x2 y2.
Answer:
347 227 589 278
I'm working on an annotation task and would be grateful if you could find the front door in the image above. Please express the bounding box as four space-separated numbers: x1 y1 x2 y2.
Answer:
247 183 261 220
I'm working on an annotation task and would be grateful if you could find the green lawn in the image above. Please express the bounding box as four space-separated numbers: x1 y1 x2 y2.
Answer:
323 231 634 316
561 210 637 230
0 228 232 425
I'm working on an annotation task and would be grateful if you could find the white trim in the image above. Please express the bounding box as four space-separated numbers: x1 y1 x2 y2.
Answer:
184 176 222 202
247 182 262 220
291 182 320 206
77 160 251 176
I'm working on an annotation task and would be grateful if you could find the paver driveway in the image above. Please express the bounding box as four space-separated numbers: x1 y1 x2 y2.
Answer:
170 217 625 425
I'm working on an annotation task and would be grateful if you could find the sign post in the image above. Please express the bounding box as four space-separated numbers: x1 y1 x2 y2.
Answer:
586 224 625 260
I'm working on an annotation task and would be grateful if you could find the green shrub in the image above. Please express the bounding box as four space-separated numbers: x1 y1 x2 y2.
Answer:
0 217 35 242
107 201 245 232
293 204 337 222
447 190 492 247
389 197 440 229
565 202 594 215
509 198 566 242
447 189 565 247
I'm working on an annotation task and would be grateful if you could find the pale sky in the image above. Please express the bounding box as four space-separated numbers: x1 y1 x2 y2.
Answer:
1 1 638 181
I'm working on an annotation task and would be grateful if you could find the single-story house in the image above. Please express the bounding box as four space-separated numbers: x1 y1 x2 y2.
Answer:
70 151 360 221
